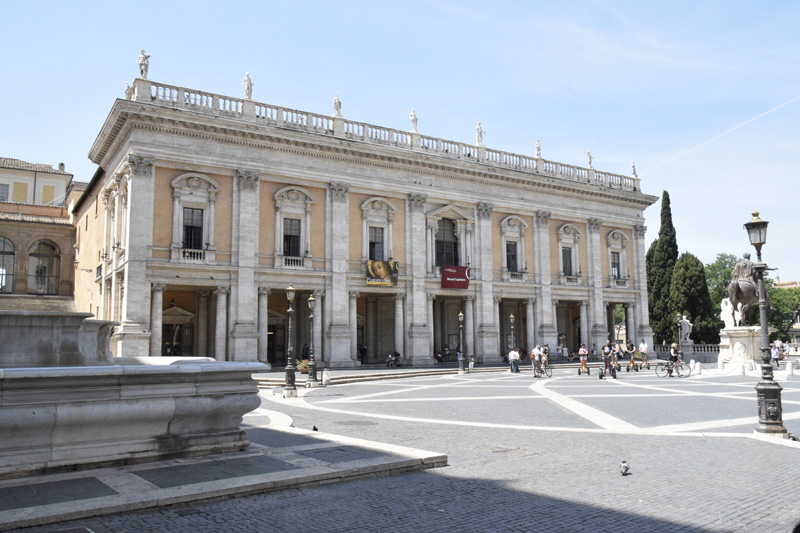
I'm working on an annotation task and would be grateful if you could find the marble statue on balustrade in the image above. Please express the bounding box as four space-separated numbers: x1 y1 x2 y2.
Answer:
124 82 134 100
136 49 151 78
535 139 541 158
587 150 593 168
410 109 418 133
333 93 342 117
475 122 485 146
242 72 253 99
631 162 638 177
678 315 693 344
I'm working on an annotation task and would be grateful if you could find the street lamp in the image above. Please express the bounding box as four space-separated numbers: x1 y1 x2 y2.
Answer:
306 293 319 387
458 310 465 374
510 313 515 353
283 284 297 398
744 212 787 437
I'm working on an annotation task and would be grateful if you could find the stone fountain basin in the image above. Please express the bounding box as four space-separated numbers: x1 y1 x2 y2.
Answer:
0 358 268 479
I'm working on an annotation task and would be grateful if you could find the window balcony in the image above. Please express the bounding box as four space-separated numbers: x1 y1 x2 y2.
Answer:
559 274 583 286
277 254 311 269
502 269 528 282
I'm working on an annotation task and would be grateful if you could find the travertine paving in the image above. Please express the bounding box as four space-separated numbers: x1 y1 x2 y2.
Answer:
12 367 800 532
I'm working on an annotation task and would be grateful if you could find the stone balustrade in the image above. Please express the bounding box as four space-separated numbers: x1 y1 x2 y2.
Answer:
132 79 641 193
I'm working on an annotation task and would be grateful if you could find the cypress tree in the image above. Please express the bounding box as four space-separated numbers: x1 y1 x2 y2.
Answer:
646 191 679 344
670 252 719 344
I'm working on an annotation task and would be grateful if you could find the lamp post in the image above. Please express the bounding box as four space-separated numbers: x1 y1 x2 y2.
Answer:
306 293 319 387
458 311 465 374
510 313 515 352
283 284 297 398
744 212 787 437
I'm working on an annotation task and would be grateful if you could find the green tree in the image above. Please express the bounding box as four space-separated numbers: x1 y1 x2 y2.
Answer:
767 284 800 340
646 191 679 344
705 253 738 314
671 252 719 343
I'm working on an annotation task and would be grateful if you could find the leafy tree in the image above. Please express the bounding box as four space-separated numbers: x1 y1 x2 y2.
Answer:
671 252 719 343
705 253 738 315
646 191 679 344
767 284 800 340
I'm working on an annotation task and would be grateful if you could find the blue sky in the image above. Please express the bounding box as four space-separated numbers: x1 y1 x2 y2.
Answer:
3 1 799 281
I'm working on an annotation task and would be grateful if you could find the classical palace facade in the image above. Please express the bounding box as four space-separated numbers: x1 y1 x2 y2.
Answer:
72 77 658 368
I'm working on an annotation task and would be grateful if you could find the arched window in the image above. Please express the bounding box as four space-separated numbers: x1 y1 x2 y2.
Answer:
435 218 459 266
0 237 14 293
28 240 60 295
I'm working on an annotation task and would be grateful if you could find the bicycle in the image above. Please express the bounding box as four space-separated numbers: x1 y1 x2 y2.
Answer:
533 359 552 378
655 358 691 378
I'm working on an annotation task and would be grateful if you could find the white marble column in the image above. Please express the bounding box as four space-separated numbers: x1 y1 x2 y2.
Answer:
464 296 474 358
427 294 435 356
325 183 352 367
349 291 359 363
214 287 229 361
633 225 653 350
366 297 376 362
526 298 536 353
116 155 155 356
149 284 166 356
580 300 589 347
626 303 636 344
197 290 210 358
394 294 405 357
494 297 502 354
258 288 271 367
230 169 260 361
313 290 324 365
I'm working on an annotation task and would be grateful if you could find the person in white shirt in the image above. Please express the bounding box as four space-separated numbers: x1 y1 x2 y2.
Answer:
508 348 519 373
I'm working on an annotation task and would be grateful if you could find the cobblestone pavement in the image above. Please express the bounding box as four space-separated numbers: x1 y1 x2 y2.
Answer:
17 367 800 532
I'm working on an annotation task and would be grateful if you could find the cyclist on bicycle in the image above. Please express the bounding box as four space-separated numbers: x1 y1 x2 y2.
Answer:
668 342 679 377
530 345 542 375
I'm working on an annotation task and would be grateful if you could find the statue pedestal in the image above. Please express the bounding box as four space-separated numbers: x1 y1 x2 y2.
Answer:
718 327 765 366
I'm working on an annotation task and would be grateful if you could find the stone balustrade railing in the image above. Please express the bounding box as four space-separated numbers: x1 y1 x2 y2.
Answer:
132 79 641 193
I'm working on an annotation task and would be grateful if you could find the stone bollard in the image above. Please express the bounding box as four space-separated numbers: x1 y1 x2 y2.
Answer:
786 361 795 377
693 361 702 375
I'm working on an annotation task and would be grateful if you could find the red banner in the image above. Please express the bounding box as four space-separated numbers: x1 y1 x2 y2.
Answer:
441 266 470 289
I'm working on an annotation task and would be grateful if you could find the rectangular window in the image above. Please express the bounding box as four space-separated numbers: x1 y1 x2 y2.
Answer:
12 182 27 203
283 218 301 257
611 252 620 279
369 227 384 261
42 184 55 205
506 241 518 272
0 184 8 202
562 247 573 276
182 207 204 250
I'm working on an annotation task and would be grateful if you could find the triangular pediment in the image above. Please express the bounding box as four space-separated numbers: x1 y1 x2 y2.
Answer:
162 305 195 324
427 204 474 222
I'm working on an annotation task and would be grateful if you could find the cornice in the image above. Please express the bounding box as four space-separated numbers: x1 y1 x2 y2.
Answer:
102 104 657 209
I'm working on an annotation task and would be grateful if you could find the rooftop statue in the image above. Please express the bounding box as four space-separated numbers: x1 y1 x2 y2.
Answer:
136 49 151 79
475 122 485 146
587 150 593 168
535 139 541 158
242 72 253 99
409 109 418 133
333 94 342 117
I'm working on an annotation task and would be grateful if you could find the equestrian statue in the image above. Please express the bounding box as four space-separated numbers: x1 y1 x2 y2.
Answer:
727 252 770 326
